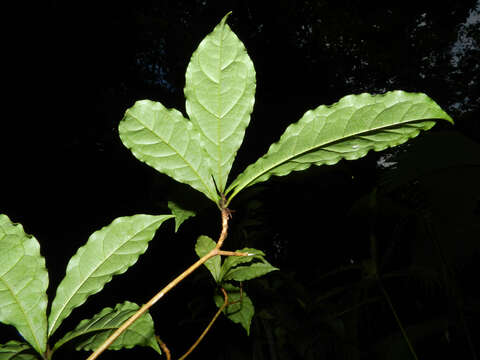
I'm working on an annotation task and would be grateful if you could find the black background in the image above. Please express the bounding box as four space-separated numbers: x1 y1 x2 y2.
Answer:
2 0 479 359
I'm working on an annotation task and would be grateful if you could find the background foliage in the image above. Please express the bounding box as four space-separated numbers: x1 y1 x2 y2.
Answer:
2 0 479 359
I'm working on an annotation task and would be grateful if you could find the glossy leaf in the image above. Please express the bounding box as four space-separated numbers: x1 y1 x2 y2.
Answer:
222 262 278 282
119 100 219 203
214 284 254 335
185 12 256 193
0 341 40 360
48 214 174 336
168 201 196 232
195 236 221 282
53 302 161 354
0 215 48 355
226 91 453 201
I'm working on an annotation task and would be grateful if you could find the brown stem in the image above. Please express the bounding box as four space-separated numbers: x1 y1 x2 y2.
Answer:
218 250 249 257
156 336 171 360
86 208 231 360
178 287 229 360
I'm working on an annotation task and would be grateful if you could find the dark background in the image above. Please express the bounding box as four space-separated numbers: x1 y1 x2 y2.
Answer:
2 0 479 359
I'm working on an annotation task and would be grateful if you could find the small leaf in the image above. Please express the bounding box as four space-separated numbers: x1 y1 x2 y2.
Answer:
167 201 196 232
223 262 278 282
48 214 174 336
219 248 265 280
119 100 220 203
185 12 256 193
52 301 161 354
226 91 453 201
0 215 48 355
214 284 254 335
195 236 221 282
0 341 40 360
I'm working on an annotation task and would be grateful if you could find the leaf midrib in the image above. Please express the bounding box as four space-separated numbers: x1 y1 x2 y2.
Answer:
0 270 43 353
227 112 433 197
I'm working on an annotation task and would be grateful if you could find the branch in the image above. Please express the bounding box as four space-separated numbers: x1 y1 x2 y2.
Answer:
156 337 171 360
178 287 229 360
86 208 231 360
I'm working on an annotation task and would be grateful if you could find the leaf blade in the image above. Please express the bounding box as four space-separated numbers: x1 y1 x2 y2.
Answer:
226 91 453 200
185 13 256 193
48 214 173 336
222 262 278 282
119 100 219 203
214 284 254 335
0 215 48 355
195 236 221 282
52 301 161 354
219 248 265 281
0 341 41 360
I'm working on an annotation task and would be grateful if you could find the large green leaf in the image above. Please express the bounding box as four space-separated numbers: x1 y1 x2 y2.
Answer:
48 214 173 336
214 284 254 335
185 12 256 193
119 100 219 203
0 215 48 355
226 91 453 202
195 236 221 282
52 302 161 354
0 341 40 360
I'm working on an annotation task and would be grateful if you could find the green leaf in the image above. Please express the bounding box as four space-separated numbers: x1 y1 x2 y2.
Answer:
214 284 254 335
219 248 265 280
226 91 453 201
0 215 48 355
222 262 278 282
119 100 219 203
48 214 174 336
52 301 161 354
185 12 256 193
0 341 40 360
167 201 196 232
195 236 221 282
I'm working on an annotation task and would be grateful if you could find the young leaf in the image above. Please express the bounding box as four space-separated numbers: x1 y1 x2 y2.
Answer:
52 302 161 354
222 262 278 282
119 100 220 203
48 214 174 336
226 91 453 201
167 201 196 232
219 248 265 280
214 284 254 335
0 341 40 360
185 12 256 193
195 236 221 282
0 215 48 355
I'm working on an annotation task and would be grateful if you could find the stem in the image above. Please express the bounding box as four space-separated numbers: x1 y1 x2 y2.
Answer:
156 337 171 360
378 279 419 360
86 208 231 360
178 287 229 360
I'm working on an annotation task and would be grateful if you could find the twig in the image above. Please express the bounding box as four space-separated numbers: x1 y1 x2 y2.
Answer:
156 337 171 360
378 279 419 360
178 287 229 360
